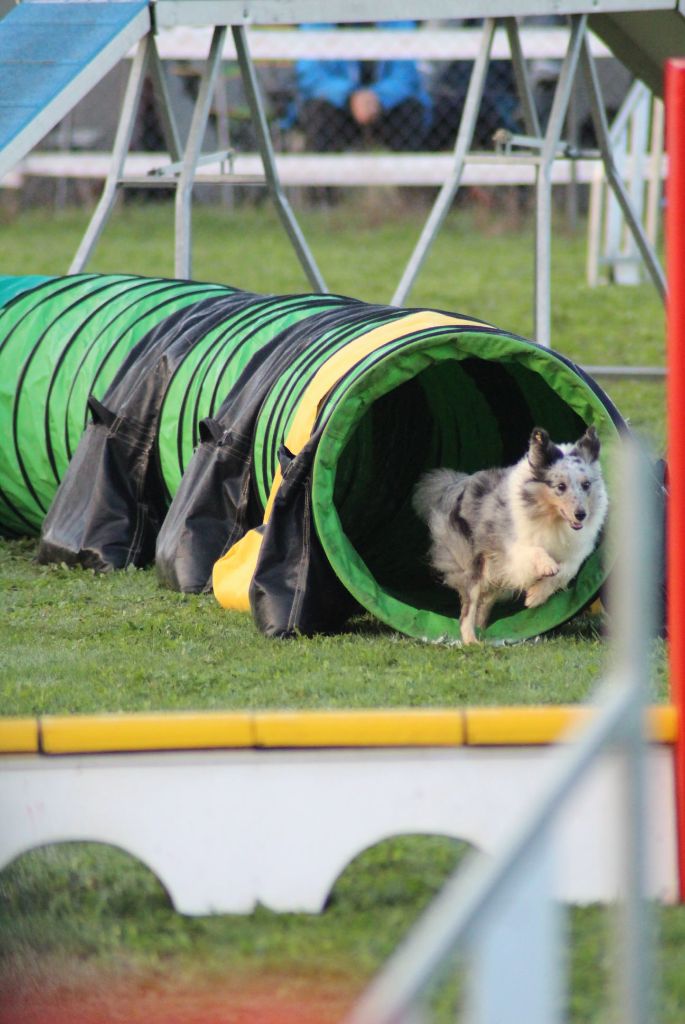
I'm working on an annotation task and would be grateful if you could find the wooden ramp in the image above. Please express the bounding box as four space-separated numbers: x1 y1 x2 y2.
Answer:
0 0 149 182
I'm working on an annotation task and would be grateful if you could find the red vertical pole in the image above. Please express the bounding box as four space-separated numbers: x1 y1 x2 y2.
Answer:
666 59 685 900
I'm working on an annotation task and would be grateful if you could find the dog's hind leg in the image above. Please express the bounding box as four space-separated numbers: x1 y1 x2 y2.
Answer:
459 579 483 645
475 592 496 632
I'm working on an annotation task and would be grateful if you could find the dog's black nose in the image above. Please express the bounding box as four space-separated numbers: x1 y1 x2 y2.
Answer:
575 509 587 521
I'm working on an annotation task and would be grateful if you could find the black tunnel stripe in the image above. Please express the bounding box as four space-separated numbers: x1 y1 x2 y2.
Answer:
44 277 173 484
174 294 343 486
257 306 408 498
11 278 141 519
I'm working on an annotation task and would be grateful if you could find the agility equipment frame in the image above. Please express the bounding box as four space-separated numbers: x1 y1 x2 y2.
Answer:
63 1 672 349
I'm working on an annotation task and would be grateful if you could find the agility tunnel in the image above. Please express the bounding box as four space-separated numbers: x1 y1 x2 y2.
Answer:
0 272 625 642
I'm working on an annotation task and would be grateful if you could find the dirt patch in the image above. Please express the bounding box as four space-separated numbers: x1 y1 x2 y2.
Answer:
0 963 362 1024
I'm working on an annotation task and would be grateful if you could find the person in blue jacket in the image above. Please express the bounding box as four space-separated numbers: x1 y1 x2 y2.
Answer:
294 22 432 152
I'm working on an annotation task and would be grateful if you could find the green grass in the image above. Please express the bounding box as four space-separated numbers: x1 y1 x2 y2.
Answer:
0 199 676 1021
2 538 651 714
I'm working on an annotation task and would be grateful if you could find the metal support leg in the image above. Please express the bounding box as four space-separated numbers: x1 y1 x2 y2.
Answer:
504 17 541 138
232 25 327 293
534 15 586 347
610 441 655 1024
175 26 226 279
391 18 497 307
579 37 666 300
148 33 182 164
69 37 151 273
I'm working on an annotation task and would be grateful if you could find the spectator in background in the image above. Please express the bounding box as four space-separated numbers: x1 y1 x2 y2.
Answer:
293 22 432 152
426 60 522 151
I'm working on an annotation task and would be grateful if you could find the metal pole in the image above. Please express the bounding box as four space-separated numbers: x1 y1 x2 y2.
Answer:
175 26 226 279
147 33 183 164
534 14 585 347
69 37 151 273
504 17 540 139
666 58 685 902
609 440 656 1024
231 25 327 293
391 18 497 307
579 36 666 301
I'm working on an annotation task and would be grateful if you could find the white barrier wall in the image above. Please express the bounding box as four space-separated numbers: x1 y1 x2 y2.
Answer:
0 732 677 913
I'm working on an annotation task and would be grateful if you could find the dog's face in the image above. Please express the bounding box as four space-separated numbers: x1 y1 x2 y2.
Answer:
527 426 604 530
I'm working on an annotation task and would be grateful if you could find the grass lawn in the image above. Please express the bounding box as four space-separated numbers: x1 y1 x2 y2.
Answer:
0 197 679 1022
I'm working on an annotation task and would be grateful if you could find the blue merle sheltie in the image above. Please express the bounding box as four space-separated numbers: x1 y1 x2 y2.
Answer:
413 426 608 644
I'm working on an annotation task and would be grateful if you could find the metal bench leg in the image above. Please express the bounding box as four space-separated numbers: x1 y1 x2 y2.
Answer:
392 18 496 307
69 36 150 273
232 25 327 293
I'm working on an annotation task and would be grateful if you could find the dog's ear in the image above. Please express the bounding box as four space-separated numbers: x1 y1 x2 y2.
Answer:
573 425 601 463
528 427 562 474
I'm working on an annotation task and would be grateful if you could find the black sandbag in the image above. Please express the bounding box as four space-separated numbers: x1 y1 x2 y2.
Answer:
250 436 360 637
38 293 256 569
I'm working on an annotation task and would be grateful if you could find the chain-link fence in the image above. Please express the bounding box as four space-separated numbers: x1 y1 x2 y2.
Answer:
2 18 635 210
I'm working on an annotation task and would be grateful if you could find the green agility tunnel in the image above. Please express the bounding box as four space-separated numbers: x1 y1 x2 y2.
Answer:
0 273 624 642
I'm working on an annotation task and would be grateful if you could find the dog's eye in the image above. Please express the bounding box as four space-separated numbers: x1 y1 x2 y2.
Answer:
556 483 567 493
581 480 591 492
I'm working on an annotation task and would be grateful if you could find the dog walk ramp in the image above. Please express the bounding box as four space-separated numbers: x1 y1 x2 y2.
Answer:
589 8 685 97
0 0 149 183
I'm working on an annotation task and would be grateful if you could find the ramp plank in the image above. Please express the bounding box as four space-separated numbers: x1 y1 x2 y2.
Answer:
0 0 149 180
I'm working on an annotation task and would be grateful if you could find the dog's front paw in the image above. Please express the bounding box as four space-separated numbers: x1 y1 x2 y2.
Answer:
532 549 559 579
525 579 556 608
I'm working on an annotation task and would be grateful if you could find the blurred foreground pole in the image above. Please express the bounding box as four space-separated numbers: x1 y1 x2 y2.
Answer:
666 58 685 900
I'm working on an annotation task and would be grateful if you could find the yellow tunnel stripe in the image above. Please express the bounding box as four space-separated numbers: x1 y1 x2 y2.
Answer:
213 312 479 611
264 311 479 521
0 706 677 756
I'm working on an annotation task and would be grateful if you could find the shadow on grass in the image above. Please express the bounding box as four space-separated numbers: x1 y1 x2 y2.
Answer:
547 612 605 643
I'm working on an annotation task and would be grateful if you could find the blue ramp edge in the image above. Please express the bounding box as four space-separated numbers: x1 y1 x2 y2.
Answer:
0 1 149 179
0 275 53 307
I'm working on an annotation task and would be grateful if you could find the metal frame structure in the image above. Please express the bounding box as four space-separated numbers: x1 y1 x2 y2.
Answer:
70 24 326 289
68 3 670 348
390 13 666 346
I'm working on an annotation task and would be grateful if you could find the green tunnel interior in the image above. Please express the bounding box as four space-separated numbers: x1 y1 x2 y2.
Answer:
309 329 619 642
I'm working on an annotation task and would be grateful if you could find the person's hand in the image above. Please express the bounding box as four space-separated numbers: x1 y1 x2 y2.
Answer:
349 89 381 126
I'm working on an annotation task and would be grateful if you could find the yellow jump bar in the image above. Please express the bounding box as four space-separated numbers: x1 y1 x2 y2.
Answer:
0 706 677 755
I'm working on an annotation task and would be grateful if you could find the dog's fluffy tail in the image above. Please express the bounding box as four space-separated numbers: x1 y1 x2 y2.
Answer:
413 468 468 522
